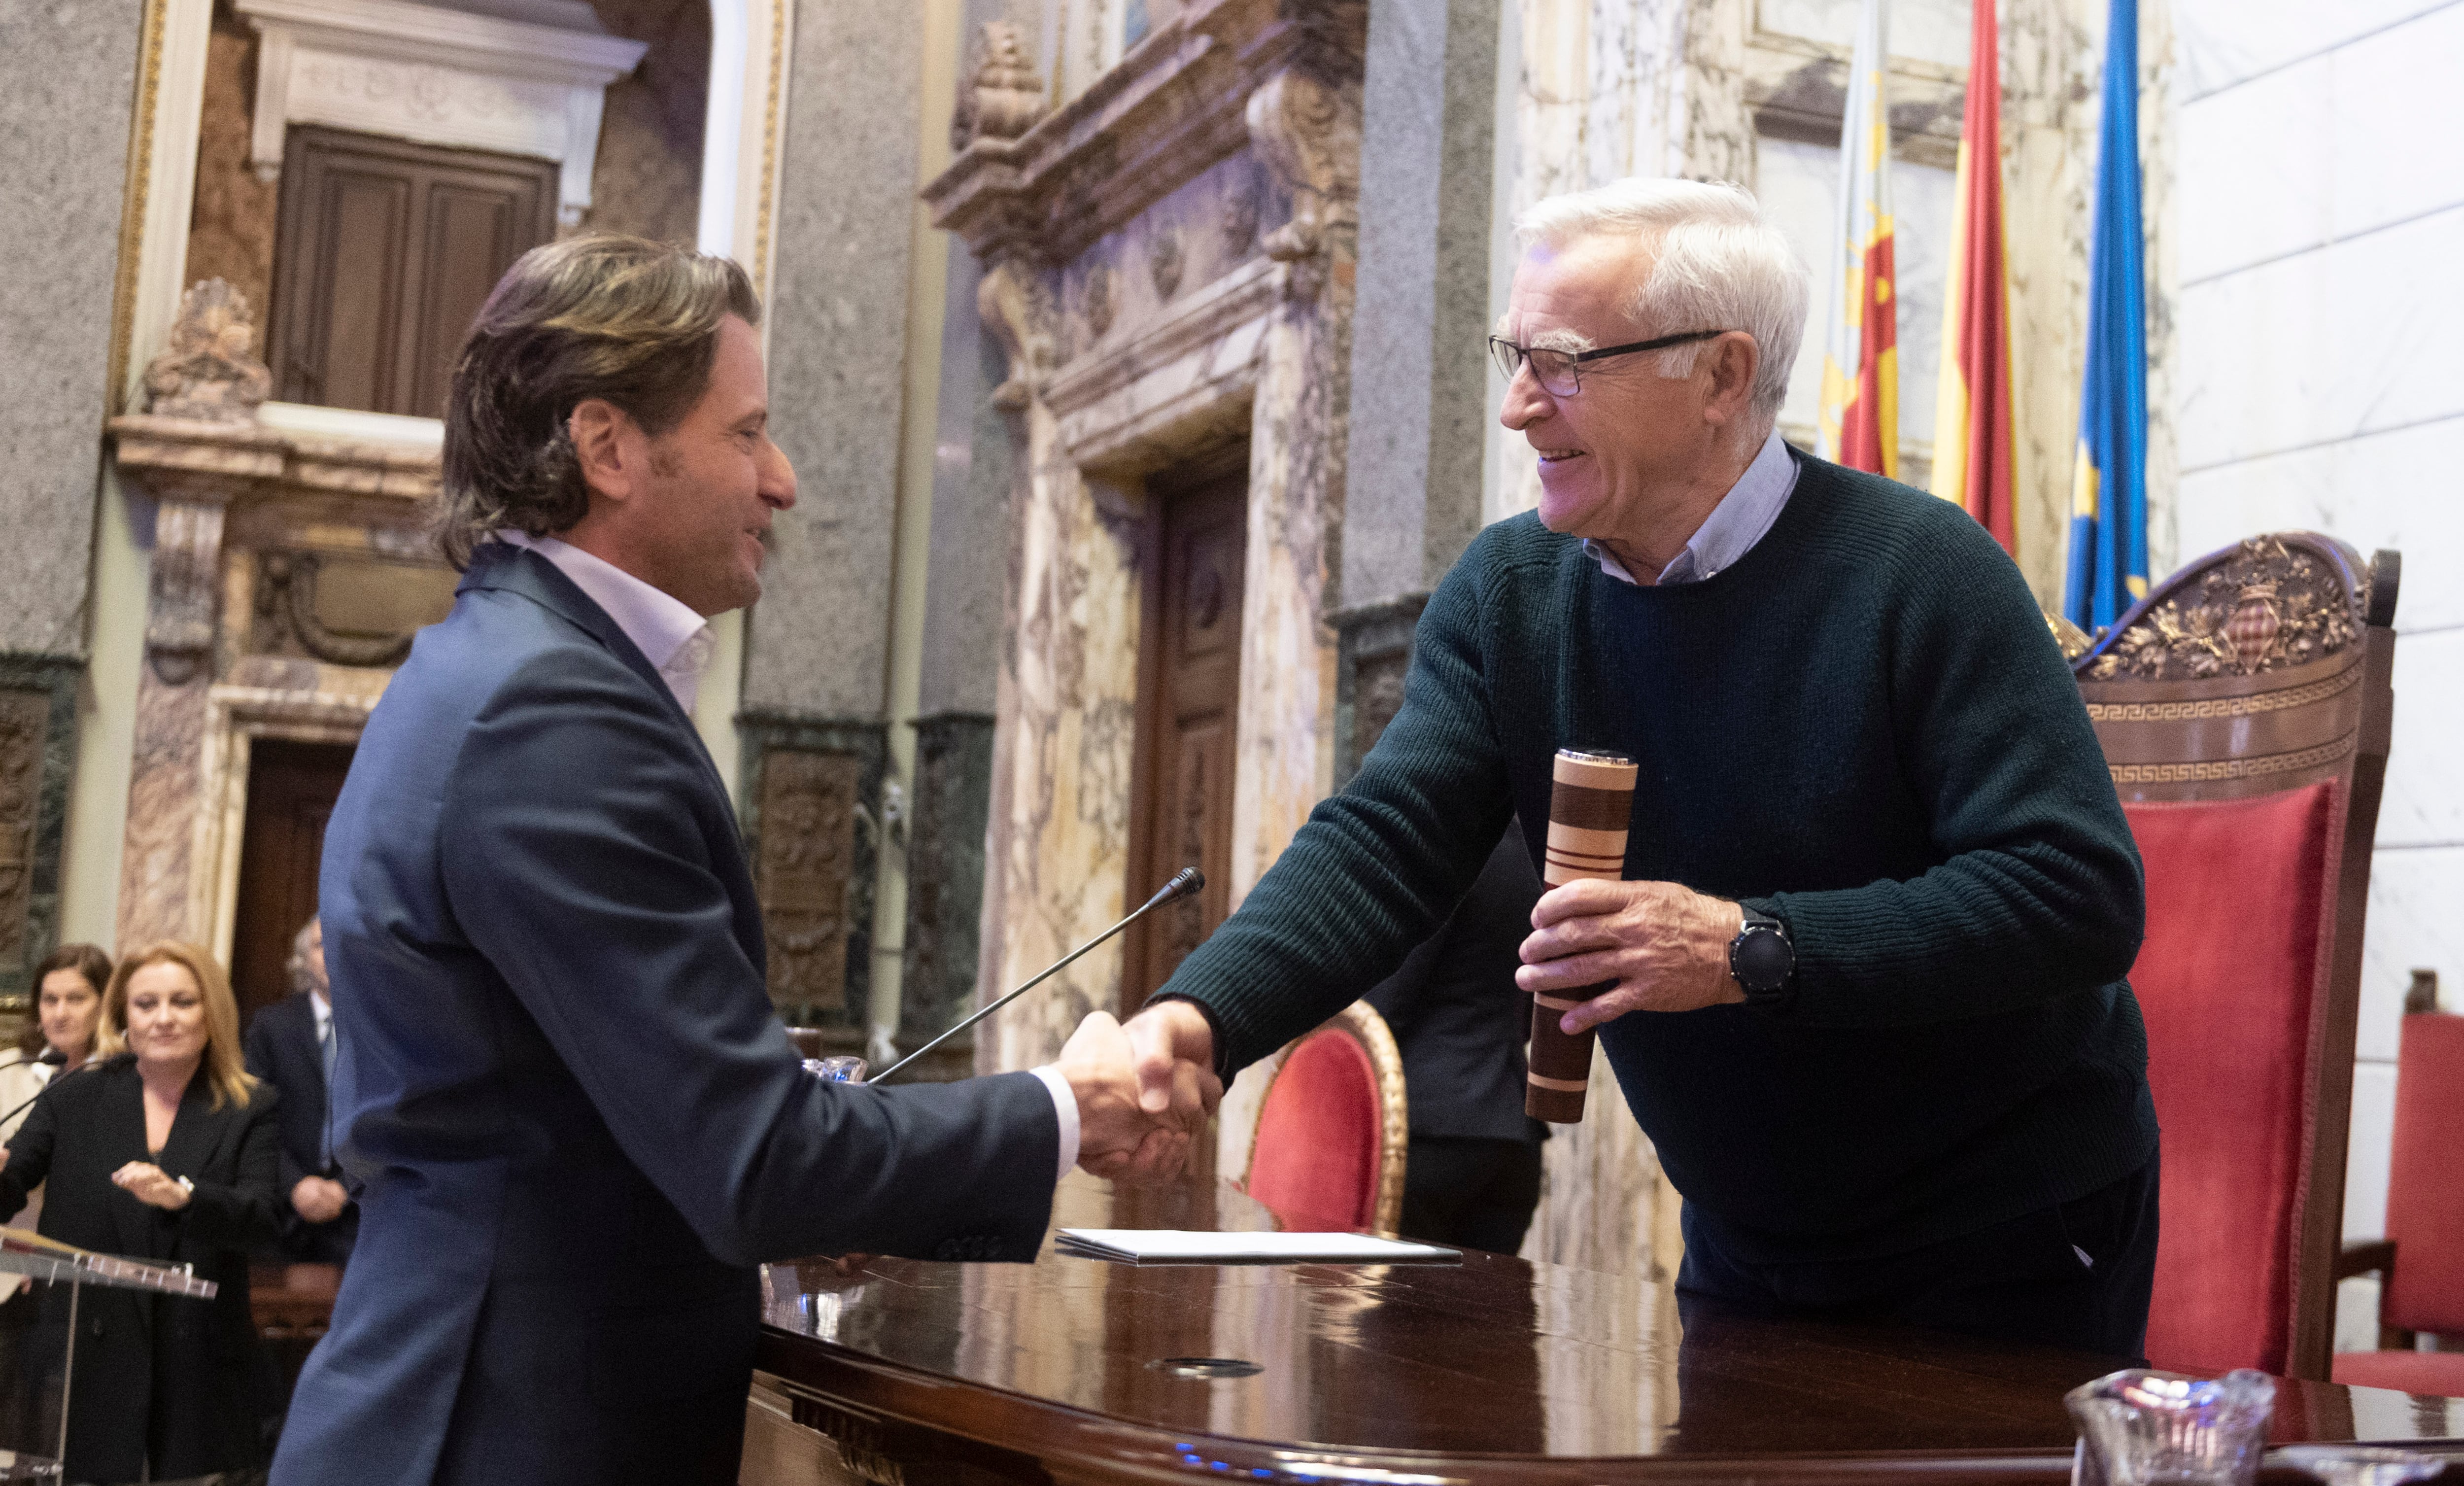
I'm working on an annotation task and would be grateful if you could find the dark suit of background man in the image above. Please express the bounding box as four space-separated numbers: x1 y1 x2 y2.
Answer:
243 917 357 1264
270 237 1180 1486
1364 825 1549 1255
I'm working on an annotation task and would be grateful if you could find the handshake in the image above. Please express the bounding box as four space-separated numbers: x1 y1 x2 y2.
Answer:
1052 1001 1224 1181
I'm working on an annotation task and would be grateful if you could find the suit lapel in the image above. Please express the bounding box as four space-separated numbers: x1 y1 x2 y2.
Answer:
105 1064 156 1260
457 543 738 815
154 1069 225 1186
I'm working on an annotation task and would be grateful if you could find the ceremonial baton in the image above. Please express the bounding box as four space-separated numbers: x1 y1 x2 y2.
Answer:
869 866 1205 1084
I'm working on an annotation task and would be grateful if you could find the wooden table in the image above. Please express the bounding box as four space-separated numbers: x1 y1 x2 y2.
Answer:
753 1172 2463 1485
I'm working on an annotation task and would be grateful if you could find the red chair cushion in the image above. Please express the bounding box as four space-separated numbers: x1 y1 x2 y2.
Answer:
1246 1028 1382 1233
2387 1012 2464 1336
2127 781 2341 1378
2331 1348 2464 1400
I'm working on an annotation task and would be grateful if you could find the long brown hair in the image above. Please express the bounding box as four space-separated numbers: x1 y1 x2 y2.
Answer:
19 943 112 1057
435 235 762 568
101 942 259 1110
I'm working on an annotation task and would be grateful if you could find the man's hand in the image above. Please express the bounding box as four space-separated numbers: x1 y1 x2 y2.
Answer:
1516 879 1746 1034
1059 1010 1201 1182
292 1174 351 1225
1119 1000 1220 1180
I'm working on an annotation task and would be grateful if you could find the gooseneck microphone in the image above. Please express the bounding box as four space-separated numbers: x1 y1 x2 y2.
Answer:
869 867 1206 1085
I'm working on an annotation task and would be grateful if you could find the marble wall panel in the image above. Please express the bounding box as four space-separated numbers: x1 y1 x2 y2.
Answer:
581 0 709 243
983 435 1149 1073
2173 57 2331 286
2327 4 2464 243
2175 207 2464 474
2360 845 2464 1062
2344 1059 2397 1241
2380 628 2464 853
1757 0 1977 70
2175 416 2464 635
185 12 280 328
2172 0 2454 99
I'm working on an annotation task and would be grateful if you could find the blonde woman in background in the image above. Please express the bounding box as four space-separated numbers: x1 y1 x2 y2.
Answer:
0 942 283 1483
0 942 113 1232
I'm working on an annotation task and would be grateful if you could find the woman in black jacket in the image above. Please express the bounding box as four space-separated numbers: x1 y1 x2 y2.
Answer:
0 941 284 1483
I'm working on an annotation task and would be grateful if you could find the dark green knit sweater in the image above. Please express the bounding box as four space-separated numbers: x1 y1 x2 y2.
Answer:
1164 449 2158 1263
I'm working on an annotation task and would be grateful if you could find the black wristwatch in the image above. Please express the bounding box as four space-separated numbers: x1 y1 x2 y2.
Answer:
1728 906 1796 1009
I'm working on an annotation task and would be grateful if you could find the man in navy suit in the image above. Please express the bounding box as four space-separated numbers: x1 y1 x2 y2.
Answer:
242 917 356 1263
270 238 1183 1486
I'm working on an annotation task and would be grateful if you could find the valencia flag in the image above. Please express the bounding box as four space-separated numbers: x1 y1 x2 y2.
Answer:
1817 0 1898 479
1931 0 2018 553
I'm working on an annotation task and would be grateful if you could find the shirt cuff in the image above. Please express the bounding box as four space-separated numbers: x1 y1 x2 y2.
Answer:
1029 1065 1079 1184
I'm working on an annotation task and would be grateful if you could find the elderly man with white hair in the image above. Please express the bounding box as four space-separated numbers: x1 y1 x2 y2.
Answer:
1121 178 2160 1356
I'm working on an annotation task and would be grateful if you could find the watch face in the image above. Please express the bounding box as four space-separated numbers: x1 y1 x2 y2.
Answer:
1735 928 1792 990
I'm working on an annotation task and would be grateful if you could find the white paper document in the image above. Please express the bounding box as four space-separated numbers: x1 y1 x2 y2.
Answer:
1054 1228 1461 1265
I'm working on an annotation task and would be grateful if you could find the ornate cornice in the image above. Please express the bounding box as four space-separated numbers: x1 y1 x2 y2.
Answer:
108 412 441 521
923 0 1364 268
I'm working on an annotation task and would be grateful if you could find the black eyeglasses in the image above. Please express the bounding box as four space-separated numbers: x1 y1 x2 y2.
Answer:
1488 329 1732 396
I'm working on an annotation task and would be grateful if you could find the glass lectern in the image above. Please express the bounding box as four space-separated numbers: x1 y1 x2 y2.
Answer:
0 1230 219 1482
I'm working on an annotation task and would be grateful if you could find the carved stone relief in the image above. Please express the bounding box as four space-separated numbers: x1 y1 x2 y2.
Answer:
2086 538 2361 682
1244 66 1362 299
1148 227 1185 302
1078 263 1117 345
0 692 47 965
977 258 1060 410
757 750 860 1012
142 279 272 423
951 21 1048 151
147 500 231 687
253 553 455 668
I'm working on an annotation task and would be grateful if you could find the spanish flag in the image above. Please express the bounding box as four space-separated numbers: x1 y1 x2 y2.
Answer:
1817 0 1898 479
2064 0 2150 629
1931 0 2017 553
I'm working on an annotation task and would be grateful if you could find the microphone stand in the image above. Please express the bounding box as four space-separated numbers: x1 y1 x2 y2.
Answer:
869 867 1204 1085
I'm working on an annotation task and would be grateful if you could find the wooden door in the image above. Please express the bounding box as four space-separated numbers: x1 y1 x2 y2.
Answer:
1122 451 1248 1011
231 739 356 1029
267 126 559 418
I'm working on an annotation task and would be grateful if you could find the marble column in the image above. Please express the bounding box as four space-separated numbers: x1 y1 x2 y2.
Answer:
739 0 929 1053
896 1 1051 1072
0 0 145 992
117 484 244 950
1332 0 1500 781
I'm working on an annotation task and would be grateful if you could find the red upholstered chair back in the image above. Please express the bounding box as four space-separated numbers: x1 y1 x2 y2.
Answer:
1242 1001 1408 1234
2384 1009 2464 1337
2076 534 2399 1382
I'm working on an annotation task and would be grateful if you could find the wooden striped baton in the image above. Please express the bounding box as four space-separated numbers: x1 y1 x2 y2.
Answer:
1526 749 1638 1122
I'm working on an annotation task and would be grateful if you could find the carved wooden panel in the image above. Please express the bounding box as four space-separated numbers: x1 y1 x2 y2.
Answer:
2083 537 2361 682
758 750 860 1013
0 691 49 965
1125 465 1245 1006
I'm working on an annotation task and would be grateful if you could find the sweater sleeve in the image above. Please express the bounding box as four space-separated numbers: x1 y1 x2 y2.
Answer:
1752 515 2146 1028
1159 552 1519 1075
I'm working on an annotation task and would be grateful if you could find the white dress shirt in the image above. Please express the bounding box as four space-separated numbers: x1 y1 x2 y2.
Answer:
1582 427 1802 586
491 532 1082 1181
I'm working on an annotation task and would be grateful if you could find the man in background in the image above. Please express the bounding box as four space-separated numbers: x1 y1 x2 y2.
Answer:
1364 827 1548 1255
243 917 356 1264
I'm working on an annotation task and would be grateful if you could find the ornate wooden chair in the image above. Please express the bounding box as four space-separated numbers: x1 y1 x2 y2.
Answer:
2074 533 2399 1382
2332 975 2464 1398
1241 1001 1409 1234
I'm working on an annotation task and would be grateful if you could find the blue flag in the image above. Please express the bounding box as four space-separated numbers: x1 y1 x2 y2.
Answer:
2064 0 2149 631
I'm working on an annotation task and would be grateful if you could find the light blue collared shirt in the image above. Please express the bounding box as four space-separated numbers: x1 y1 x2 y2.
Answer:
1581 427 1800 586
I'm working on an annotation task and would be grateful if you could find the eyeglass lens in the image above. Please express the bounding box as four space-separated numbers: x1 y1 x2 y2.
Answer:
1489 339 1578 395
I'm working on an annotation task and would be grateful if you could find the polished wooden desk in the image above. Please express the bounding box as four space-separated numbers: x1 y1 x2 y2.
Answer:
753 1173 2464 1485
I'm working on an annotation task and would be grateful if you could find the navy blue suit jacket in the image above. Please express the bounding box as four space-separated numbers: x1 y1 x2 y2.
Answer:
242 989 359 1263
271 544 1060 1486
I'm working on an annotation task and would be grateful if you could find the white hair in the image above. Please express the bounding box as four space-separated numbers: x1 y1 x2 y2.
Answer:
1513 178 1811 437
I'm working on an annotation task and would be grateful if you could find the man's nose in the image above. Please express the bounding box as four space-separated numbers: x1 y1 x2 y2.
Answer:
761 437 797 510
1500 366 1555 431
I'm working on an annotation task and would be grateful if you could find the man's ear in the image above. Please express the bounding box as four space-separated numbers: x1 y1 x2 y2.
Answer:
568 398 636 506
1700 333 1761 432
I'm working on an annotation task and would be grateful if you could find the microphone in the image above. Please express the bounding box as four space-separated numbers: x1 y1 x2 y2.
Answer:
868 867 1205 1085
